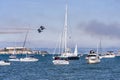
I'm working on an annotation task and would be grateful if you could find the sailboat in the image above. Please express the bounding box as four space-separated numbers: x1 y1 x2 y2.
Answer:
19 29 38 62
8 47 20 61
98 39 115 58
53 2 79 65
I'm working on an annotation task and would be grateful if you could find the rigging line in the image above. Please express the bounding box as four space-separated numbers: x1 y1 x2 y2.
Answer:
23 29 29 48
53 33 62 55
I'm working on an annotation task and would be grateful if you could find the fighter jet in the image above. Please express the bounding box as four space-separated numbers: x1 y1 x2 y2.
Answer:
37 26 45 33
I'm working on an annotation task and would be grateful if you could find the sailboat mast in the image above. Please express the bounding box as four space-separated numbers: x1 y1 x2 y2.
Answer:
23 29 29 48
99 39 102 54
64 3 68 52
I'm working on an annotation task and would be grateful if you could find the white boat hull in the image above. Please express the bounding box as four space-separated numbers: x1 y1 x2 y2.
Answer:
99 56 103 59
102 55 115 58
20 57 38 62
9 55 16 58
53 60 69 65
0 61 10 66
87 58 100 64
9 58 20 61
86 50 101 64
87 56 100 64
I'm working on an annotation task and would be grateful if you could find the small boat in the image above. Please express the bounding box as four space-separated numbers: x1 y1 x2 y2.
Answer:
9 55 20 61
8 47 20 61
102 51 115 58
53 59 69 65
9 51 20 62
9 55 16 58
53 57 69 65
9 57 20 61
20 57 38 62
0 60 10 66
86 50 100 64
42 54 45 56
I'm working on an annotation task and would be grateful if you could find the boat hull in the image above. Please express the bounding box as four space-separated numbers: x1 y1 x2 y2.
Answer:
68 56 79 60
102 55 115 58
53 60 69 65
87 57 100 64
20 57 38 62
0 61 10 66
54 56 79 60
9 58 20 61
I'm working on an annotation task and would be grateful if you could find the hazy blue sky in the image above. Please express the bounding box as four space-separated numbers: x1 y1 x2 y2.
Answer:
0 0 120 48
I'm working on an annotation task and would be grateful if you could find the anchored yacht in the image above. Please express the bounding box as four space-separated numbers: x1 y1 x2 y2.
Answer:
86 50 100 64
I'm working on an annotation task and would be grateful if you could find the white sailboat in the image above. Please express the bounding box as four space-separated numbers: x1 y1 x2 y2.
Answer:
53 2 70 65
97 40 115 58
53 2 79 65
19 29 38 62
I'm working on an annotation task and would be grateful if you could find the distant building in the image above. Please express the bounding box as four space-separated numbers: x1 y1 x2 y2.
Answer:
0 47 32 54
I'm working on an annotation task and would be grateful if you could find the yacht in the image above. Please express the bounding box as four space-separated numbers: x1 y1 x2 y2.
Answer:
86 50 100 64
102 51 115 58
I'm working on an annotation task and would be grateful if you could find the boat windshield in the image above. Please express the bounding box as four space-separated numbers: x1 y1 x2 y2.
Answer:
87 55 96 57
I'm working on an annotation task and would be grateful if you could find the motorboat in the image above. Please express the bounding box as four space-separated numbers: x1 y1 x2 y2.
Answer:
8 57 20 61
102 51 115 58
53 57 69 65
0 60 10 66
86 50 100 64
9 54 20 61
20 57 38 62
53 59 69 65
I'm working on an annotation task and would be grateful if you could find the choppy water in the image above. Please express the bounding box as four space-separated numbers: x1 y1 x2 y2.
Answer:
0 48 120 80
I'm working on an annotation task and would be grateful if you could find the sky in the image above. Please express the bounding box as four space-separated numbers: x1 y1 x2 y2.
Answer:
0 0 120 48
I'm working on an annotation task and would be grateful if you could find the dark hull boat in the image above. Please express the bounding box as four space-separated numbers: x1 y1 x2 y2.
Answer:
68 56 79 60
54 54 80 60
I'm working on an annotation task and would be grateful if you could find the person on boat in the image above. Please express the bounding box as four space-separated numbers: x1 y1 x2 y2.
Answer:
54 57 60 60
